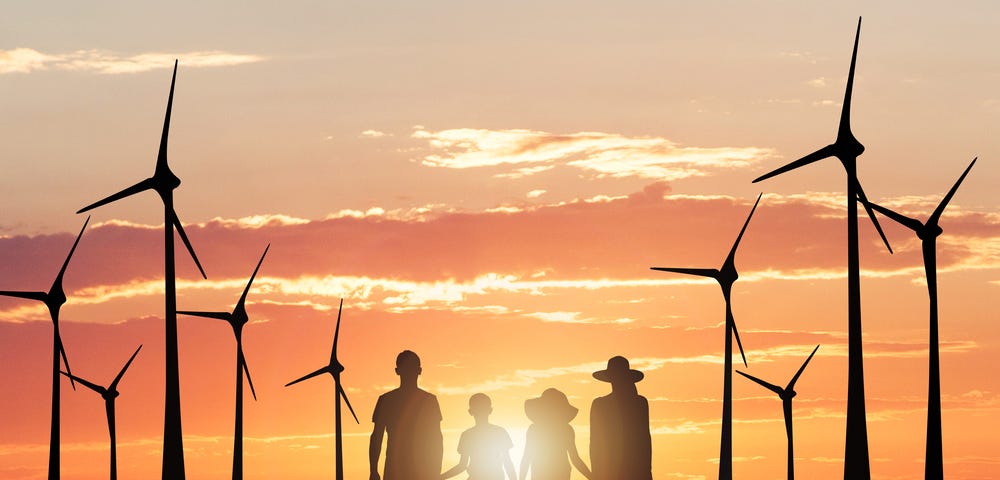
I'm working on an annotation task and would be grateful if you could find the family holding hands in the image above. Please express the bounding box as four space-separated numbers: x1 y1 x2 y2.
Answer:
370 351 652 480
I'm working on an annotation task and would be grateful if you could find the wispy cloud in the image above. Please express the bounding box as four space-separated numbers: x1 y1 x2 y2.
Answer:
0 48 263 74
411 127 774 180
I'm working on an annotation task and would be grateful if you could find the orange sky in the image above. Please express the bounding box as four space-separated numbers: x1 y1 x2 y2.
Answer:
2 2 999 479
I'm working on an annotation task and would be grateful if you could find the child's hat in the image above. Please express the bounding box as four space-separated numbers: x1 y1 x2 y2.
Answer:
525 388 578 423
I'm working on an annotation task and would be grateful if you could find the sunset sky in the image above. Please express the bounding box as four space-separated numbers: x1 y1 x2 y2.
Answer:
2 1 999 479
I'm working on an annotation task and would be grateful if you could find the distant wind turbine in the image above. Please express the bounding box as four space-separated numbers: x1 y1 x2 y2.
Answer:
60 345 142 480
0 216 89 480
651 193 760 480
77 60 206 480
863 158 976 480
178 244 269 480
737 345 820 480
285 299 359 480
751 18 892 479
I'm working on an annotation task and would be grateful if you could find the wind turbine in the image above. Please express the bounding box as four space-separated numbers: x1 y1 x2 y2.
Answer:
751 18 892 479
650 193 760 480
737 345 820 480
178 244 269 480
77 60 206 480
863 158 976 480
60 345 142 480
285 299 359 480
0 216 88 480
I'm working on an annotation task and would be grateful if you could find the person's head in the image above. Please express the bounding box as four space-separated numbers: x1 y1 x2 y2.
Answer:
524 388 578 425
593 356 643 392
468 393 492 419
395 350 422 380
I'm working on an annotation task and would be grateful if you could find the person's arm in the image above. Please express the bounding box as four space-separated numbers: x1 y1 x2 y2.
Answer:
519 428 533 480
567 426 593 480
503 450 517 480
440 453 469 479
369 420 386 480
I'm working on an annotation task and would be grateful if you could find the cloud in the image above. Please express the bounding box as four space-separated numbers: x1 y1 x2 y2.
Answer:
360 129 389 138
526 189 547 199
0 48 263 74
807 77 828 88
411 127 775 180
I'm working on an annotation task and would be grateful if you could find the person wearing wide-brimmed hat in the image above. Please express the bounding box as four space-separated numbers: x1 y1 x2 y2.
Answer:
519 388 592 480
589 356 652 480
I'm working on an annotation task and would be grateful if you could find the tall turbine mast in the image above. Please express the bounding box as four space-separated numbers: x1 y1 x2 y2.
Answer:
651 193 760 480
752 18 892 479
179 244 270 480
863 158 976 480
77 60 206 480
285 299 360 480
0 216 89 480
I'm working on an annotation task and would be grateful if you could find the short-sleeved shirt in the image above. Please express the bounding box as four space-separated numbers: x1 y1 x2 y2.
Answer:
372 387 443 480
524 423 574 480
457 423 513 480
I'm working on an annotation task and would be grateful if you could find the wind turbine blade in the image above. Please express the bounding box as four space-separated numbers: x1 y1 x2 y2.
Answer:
156 60 178 174
649 267 718 279
171 210 207 279
928 157 977 226
866 201 923 233
838 17 862 139
77 178 156 214
725 193 763 265
854 180 893 254
54 216 90 285
177 310 232 322
0 291 48 302
331 298 344 364
111 345 142 390
731 316 748 368
736 370 784 396
60 371 104 395
285 366 328 387
241 349 257 401
752 145 837 183
238 244 270 308
57 334 75 390
787 345 820 391
338 383 360 424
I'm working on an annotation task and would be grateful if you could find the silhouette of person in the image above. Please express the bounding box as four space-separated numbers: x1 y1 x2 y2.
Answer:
441 393 516 480
589 356 652 480
519 388 592 480
370 350 443 480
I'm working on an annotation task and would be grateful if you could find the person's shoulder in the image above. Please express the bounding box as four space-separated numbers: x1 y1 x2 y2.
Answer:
591 393 614 407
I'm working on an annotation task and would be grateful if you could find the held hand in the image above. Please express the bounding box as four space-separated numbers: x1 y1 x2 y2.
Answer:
369 472 381 480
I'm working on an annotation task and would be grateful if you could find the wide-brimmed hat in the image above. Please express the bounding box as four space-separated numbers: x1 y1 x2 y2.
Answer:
525 388 578 424
593 356 644 383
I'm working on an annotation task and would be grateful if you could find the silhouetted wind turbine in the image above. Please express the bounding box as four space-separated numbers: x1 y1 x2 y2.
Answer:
285 299 359 480
60 345 142 480
0 216 88 480
751 18 892 479
178 244 269 480
863 158 976 480
651 193 760 480
737 345 820 480
77 60 205 480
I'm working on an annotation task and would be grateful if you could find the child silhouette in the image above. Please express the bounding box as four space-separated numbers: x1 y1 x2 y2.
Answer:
519 388 592 480
442 393 516 480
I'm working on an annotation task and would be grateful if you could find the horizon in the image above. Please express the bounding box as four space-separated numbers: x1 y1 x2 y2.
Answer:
2 2 999 479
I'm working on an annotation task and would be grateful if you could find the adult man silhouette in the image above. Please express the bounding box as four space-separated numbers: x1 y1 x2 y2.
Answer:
370 350 443 480
589 356 652 480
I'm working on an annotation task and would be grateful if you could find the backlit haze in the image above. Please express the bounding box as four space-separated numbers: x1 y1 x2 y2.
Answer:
2 1 999 479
